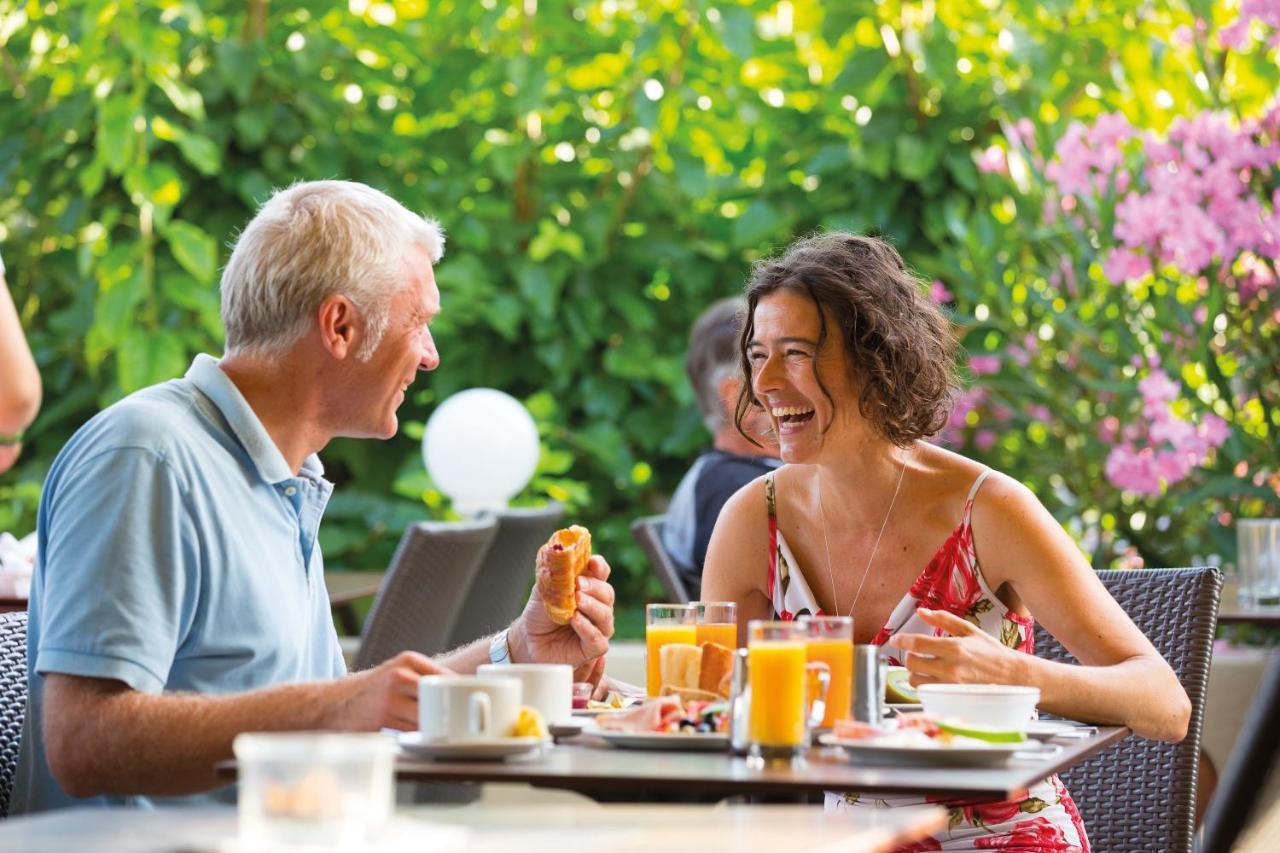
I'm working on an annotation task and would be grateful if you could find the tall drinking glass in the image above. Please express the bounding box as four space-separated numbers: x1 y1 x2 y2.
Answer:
646 603 697 696
800 615 854 728
1238 520 1280 608
695 601 739 648
746 620 829 765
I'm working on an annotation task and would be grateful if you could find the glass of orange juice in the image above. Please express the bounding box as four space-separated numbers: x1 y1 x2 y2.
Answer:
694 601 738 649
799 615 854 728
746 620 829 765
645 604 697 696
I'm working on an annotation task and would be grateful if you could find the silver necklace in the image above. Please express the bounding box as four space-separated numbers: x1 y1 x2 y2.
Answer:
818 451 908 618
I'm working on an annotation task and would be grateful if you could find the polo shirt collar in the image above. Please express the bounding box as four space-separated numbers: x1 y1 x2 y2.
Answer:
185 354 325 485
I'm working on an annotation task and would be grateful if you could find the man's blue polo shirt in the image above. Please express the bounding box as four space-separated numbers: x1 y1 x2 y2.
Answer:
12 354 346 813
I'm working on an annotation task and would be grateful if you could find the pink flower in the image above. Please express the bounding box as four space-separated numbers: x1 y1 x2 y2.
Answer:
1013 118 1037 151
1201 413 1231 446
976 145 1008 175
975 430 997 451
1106 444 1163 495
969 355 1001 376
929 280 953 304
1102 247 1152 282
1138 370 1180 405
1220 0 1280 50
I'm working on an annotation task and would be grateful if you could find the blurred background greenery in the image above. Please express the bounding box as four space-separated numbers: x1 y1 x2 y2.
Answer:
0 1 1276 635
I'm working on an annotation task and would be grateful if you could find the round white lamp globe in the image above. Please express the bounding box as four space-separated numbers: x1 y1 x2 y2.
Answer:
422 388 540 516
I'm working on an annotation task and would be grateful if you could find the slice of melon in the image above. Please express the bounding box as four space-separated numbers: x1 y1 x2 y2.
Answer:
937 719 1026 743
885 666 919 704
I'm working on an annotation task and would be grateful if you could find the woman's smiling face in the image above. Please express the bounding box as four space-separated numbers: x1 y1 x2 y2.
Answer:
746 288 861 462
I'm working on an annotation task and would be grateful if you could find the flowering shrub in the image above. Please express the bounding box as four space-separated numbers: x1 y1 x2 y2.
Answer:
928 4 1280 567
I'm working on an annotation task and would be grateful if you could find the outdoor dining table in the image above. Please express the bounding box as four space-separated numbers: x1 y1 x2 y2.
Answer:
0 801 947 852
216 726 1129 803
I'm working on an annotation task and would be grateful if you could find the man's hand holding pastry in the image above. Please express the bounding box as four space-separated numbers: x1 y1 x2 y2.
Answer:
510 529 614 671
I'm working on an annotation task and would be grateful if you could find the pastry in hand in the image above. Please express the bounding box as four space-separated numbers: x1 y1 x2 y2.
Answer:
536 525 592 625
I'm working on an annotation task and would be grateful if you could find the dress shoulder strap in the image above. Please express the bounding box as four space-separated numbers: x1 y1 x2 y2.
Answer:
961 468 993 525
764 470 779 522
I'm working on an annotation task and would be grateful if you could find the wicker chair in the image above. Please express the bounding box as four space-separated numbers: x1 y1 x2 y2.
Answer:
1197 650 1280 853
0 611 28 819
630 515 691 604
1034 566 1222 853
354 518 498 669
445 504 564 649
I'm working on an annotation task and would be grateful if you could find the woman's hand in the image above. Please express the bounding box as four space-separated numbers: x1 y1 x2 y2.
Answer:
887 608 1029 687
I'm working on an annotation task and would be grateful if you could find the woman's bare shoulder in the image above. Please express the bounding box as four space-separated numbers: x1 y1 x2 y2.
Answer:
911 442 992 512
718 466 774 527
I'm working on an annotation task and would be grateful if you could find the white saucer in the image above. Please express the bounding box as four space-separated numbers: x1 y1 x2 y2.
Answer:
595 731 730 752
397 732 547 761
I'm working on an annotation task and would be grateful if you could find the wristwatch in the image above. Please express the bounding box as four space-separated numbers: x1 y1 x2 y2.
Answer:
488 629 511 665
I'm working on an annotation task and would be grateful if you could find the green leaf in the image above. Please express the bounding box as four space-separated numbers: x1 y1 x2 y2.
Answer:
96 94 137 176
215 40 256 103
163 221 219 282
896 136 938 182
117 329 187 394
172 130 221 176
732 200 783 248
233 109 271 148
155 76 206 120
716 6 755 59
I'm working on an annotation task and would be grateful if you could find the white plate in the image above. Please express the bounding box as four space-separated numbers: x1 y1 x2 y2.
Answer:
596 731 730 752
1025 720 1093 740
572 706 635 717
818 733 1027 767
884 703 924 714
398 732 547 761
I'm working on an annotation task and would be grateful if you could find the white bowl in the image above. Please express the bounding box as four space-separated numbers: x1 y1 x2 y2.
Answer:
917 684 1040 732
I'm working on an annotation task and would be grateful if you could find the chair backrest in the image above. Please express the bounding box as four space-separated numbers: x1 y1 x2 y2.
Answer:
446 504 564 649
630 515 691 604
1197 650 1280 853
0 611 28 819
1034 566 1222 853
355 518 497 670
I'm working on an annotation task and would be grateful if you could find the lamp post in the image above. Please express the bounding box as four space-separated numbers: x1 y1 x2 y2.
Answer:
422 388 540 517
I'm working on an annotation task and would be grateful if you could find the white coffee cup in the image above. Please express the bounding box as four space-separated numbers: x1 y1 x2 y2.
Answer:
478 663 573 724
418 675 521 741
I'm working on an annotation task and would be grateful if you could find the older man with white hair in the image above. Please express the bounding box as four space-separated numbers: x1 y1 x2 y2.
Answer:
12 181 615 813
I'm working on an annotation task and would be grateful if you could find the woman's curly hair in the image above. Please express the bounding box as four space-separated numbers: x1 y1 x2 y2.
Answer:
735 232 959 447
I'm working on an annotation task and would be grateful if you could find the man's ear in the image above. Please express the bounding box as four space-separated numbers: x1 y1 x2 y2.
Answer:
317 294 360 360
717 373 742 414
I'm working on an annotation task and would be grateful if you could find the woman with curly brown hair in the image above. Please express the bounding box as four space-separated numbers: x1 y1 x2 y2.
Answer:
701 232 1189 850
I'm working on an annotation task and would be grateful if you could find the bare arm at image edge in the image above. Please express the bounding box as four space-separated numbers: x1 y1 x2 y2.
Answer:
0 252 43 449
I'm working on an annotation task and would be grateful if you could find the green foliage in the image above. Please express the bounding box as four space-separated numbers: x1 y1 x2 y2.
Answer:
1 1 1276 613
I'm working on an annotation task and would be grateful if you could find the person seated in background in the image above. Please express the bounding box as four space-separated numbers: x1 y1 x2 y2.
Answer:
703 232 1189 848
0 248 42 474
14 181 615 813
661 297 781 599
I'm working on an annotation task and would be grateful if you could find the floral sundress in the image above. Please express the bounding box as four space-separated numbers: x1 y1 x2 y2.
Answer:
765 469 1090 852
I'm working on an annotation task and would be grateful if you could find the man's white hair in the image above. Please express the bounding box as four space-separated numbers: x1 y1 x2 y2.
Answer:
220 180 444 359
